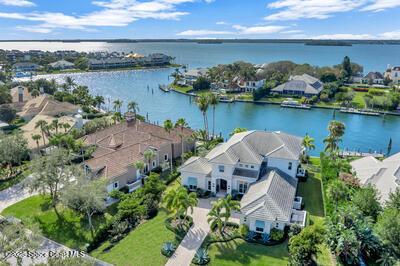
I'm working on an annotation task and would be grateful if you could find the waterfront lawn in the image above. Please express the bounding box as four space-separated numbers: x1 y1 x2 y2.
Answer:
171 84 193 93
352 91 367 108
91 209 175 266
208 239 289 266
1 195 115 250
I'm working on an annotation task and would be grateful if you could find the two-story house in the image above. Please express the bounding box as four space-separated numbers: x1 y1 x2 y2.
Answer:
179 130 307 234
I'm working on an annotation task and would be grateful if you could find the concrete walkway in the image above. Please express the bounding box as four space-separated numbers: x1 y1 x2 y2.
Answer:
0 180 37 212
165 198 240 266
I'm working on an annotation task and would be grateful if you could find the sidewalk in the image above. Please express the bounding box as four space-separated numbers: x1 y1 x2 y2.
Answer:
0 180 36 212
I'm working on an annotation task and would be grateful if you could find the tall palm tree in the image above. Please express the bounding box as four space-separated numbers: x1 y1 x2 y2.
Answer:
164 186 198 228
196 93 210 140
164 119 175 170
31 134 41 150
112 112 123 125
163 119 174 134
61 123 71 133
35 120 48 146
220 195 240 231
51 119 59 134
302 134 316 165
207 201 225 235
208 93 219 138
94 95 105 109
65 76 76 93
127 101 140 118
175 118 188 160
143 149 157 174
324 120 345 153
113 99 123 113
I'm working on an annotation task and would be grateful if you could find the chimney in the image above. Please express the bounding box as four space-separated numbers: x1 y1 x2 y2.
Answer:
39 86 44 94
18 86 23 102
124 112 135 126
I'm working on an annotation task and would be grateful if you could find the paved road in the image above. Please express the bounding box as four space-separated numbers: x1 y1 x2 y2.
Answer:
165 198 240 266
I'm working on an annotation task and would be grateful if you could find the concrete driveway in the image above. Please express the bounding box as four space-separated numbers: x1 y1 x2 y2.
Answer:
0 180 36 213
165 197 240 266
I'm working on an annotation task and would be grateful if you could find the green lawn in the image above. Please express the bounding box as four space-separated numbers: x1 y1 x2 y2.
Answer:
91 209 175 266
171 84 193 93
208 239 289 266
352 91 367 108
1 195 115 250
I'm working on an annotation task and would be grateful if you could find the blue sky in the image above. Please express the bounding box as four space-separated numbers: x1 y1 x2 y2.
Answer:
0 0 399 40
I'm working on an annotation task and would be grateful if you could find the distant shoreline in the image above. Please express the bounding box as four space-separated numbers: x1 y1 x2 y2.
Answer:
1 39 400 45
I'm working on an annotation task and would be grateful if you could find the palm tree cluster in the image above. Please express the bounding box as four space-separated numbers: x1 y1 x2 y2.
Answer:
33 119 71 148
207 195 240 235
164 186 198 228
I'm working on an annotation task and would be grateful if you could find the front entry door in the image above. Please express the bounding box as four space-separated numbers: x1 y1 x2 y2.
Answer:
220 179 227 191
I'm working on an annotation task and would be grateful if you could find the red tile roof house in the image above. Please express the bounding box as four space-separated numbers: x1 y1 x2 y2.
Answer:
82 115 194 197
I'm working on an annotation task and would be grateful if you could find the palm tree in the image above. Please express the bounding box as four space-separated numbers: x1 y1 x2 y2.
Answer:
196 93 210 140
175 118 188 161
112 112 123 125
51 119 59 134
207 201 225 235
134 160 145 177
61 123 71 133
324 120 345 153
127 101 140 118
35 120 48 146
208 93 219 138
65 76 76 92
163 119 174 135
220 195 240 231
113 99 123 113
94 95 105 109
164 187 198 228
143 149 157 174
31 134 41 150
302 134 315 165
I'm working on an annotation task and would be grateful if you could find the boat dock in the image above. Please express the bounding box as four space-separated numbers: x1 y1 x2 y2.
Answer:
340 108 380 116
339 150 384 158
158 84 171 92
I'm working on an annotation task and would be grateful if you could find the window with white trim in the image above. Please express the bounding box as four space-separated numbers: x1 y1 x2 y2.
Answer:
218 165 225 173
207 180 212 191
113 181 119 189
288 162 292 170
152 160 156 167
164 154 168 161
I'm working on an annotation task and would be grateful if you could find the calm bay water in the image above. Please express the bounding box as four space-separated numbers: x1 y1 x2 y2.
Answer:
3 41 400 154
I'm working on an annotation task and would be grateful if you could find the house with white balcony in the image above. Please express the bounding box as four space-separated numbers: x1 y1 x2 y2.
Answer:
180 130 307 233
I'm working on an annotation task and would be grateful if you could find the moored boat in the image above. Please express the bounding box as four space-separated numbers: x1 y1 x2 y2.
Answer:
340 108 380 116
158 84 170 92
281 99 311 109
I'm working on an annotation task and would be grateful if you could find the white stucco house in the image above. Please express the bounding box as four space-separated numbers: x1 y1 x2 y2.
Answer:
179 130 307 233
350 152 400 204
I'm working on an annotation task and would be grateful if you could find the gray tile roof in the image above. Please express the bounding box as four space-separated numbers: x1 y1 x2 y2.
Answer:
271 73 323 95
240 168 298 222
179 156 212 176
351 152 400 203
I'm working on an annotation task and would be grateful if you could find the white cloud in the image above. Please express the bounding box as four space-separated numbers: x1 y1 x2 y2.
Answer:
379 30 400 39
16 26 51 33
361 0 400 12
233 24 287 34
0 0 35 7
265 0 367 20
311 33 374 39
280 29 304 34
0 0 210 33
176 29 234 36
216 21 228 25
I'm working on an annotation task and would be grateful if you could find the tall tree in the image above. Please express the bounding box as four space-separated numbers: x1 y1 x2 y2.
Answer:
65 76 76 92
324 120 345 153
35 120 48 146
196 93 210 140
0 133 28 177
175 118 188 161
220 195 240 231
61 170 107 238
327 179 350 211
127 101 139 118
302 134 315 157
208 93 219 138
164 186 198 228
387 138 392 156
94 95 105 109
26 149 73 212
163 119 174 134
341 56 352 82
207 201 225 235
113 99 123 113
31 134 41 150
51 119 59 134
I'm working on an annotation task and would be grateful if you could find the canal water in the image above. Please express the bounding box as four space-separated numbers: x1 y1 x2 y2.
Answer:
4 41 400 155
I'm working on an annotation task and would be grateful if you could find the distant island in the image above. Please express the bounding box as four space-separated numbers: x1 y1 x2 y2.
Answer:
305 40 353 46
